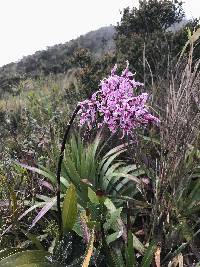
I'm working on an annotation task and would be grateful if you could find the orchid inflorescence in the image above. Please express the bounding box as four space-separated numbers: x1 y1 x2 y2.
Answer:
78 61 159 137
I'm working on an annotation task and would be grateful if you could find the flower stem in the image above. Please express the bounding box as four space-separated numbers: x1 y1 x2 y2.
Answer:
56 105 80 237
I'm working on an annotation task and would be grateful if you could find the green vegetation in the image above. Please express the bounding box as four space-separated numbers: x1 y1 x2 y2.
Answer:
0 26 115 97
1 1 200 266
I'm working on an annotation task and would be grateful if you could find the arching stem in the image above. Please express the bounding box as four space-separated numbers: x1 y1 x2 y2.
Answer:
56 105 80 236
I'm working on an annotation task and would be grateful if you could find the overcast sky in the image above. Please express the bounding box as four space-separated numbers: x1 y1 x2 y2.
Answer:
0 0 199 67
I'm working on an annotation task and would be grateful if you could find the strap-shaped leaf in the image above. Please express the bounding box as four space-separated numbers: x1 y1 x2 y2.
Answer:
132 233 145 255
0 248 25 261
62 184 77 232
29 197 57 230
0 250 63 267
125 231 136 267
17 163 56 185
141 241 157 267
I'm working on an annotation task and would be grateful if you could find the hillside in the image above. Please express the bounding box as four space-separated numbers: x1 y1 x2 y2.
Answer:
0 25 115 96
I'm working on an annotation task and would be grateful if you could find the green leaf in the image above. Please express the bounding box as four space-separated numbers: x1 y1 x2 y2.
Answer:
0 248 25 261
8 186 18 220
104 198 117 213
62 184 77 233
104 208 122 231
102 162 125 191
125 231 136 267
17 163 56 185
106 232 121 244
111 249 125 267
0 250 63 267
88 187 99 204
73 221 83 237
132 233 145 255
21 230 44 251
87 202 102 221
62 156 81 187
179 218 194 242
138 134 160 145
141 241 157 267
188 179 200 203
100 150 126 180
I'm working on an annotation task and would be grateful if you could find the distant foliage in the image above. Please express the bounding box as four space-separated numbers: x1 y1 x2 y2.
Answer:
74 50 117 98
115 0 199 81
0 26 115 96
116 0 185 36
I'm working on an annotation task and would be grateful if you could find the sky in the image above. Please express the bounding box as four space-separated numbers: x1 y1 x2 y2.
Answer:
0 0 199 67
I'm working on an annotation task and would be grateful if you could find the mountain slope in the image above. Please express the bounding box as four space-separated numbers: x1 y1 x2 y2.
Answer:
0 26 116 96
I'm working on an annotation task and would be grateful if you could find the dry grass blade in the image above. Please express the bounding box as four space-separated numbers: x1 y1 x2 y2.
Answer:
168 253 183 267
150 34 200 249
160 38 200 196
155 246 161 267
